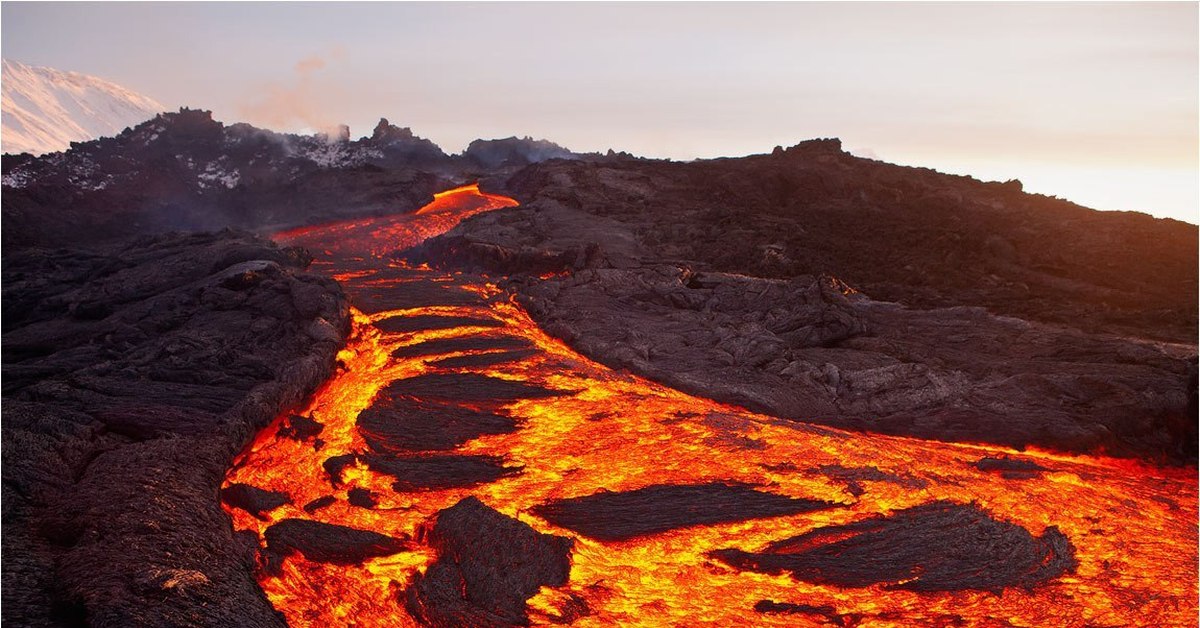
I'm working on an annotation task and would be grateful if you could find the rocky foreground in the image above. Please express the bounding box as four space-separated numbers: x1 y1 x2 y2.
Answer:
409 140 1198 463
1 231 349 625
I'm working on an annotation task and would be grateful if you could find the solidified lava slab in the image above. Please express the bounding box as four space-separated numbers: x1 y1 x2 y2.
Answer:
346 282 484 313
374 314 504 334
363 453 522 491
220 483 289 520
406 497 574 627
263 518 409 572
276 414 324 441
531 482 839 541
357 397 519 452
425 349 540 370
753 600 839 620
384 373 573 402
391 335 535 359
973 455 1049 479
302 496 337 513
813 464 929 489
712 501 1078 592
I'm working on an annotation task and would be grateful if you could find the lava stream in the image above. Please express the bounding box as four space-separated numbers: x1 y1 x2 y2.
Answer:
224 184 1198 627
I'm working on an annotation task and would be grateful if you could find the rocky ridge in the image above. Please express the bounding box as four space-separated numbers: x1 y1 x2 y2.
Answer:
1 110 587 249
405 140 1197 462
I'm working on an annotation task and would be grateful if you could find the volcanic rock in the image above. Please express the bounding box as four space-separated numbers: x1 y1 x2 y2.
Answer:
220 483 290 520
531 482 838 541
347 488 379 509
357 396 519 452
812 464 929 497
263 518 408 572
348 281 486 313
712 501 1077 592
374 314 503 334
753 600 840 620
972 455 1050 479
463 136 577 170
276 413 324 441
504 146 1196 343
384 373 572 402
426 349 540 370
391 335 534 360
1 109 459 249
1 230 349 626
303 496 337 513
406 497 573 627
363 453 522 492
408 155 1197 462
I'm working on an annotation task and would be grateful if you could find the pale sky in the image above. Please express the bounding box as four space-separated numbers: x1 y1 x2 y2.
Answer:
3 2 1196 223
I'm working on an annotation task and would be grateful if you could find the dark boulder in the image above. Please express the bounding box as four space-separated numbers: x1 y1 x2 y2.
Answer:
220 484 290 520
406 497 573 627
263 519 409 572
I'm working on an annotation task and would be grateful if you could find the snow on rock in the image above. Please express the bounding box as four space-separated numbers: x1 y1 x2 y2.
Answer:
2 59 166 155
293 138 383 169
197 161 241 189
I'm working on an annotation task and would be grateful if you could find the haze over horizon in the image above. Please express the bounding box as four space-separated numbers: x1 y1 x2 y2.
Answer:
2 2 1196 223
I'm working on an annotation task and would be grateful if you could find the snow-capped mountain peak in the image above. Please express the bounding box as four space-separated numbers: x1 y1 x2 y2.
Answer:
2 58 165 155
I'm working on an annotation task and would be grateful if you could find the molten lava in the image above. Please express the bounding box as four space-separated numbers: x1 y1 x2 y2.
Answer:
224 184 1198 626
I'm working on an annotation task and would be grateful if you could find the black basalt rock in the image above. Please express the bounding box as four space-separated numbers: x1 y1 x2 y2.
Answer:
363 453 521 492
220 483 290 520
357 396 519 452
384 373 572 402
532 482 838 541
263 518 409 573
406 497 573 627
712 501 1077 592
391 335 534 360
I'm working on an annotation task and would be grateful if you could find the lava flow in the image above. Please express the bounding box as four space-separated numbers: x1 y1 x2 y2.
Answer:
224 184 1198 627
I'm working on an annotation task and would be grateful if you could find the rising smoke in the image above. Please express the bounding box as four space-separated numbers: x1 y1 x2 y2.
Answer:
238 47 347 137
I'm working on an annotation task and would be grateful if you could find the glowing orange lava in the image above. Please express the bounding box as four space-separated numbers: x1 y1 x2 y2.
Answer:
225 184 1198 626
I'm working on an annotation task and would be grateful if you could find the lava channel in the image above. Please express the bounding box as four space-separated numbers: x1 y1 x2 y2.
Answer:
224 183 1199 627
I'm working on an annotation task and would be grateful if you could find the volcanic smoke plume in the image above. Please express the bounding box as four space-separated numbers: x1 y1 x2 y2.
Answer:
238 49 347 138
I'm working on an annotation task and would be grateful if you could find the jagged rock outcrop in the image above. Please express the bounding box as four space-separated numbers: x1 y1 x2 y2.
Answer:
366 117 448 162
463 136 577 170
1 230 350 626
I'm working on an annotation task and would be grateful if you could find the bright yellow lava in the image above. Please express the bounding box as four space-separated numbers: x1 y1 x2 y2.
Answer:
225 185 1198 627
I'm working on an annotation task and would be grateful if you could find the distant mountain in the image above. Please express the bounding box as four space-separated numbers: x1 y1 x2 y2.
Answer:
0 109 592 247
2 59 165 155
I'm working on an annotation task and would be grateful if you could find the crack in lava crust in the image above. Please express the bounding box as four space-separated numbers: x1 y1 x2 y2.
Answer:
223 184 1198 627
